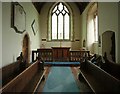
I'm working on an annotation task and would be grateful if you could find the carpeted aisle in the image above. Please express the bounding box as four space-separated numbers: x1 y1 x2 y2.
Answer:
42 67 80 93
44 62 80 66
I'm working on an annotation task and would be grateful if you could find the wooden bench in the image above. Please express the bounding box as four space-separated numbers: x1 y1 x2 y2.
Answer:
79 60 120 93
2 60 45 93
100 58 120 81
89 53 120 80
1 61 21 87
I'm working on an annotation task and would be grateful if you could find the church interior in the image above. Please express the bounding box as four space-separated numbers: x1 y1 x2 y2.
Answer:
0 1 120 93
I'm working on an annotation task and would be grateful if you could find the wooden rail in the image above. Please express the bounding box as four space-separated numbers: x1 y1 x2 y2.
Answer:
32 49 90 62
69 50 90 62
37 49 53 62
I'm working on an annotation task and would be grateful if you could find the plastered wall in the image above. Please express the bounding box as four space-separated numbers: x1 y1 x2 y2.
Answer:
2 2 41 67
98 2 118 62
81 2 119 63
0 2 2 68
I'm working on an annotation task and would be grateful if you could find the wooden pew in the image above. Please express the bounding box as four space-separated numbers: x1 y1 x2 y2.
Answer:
89 54 103 67
79 60 120 93
2 59 45 93
89 53 120 80
2 61 21 87
100 55 120 81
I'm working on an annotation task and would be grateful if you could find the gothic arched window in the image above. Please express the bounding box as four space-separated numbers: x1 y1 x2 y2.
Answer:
51 2 70 40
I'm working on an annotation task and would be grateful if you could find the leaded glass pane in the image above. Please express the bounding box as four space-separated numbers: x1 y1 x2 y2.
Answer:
56 10 59 15
64 13 69 39
58 13 63 39
95 15 98 41
52 6 57 13
58 3 63 11
52 13 57 39
64 6 69 13
62 10 66 15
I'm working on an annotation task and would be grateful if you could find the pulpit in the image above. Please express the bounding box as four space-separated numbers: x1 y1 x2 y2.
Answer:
52 47 70 61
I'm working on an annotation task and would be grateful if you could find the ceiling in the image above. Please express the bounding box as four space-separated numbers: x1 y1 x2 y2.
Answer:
32 2 89 15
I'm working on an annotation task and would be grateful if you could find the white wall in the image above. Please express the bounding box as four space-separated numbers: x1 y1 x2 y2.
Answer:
98 2 118 63
40 2 82 50
2 2 41 67
118 2 120 63
0 2 2 68
0 2 2 87
81 2 119 63
81 2 97 53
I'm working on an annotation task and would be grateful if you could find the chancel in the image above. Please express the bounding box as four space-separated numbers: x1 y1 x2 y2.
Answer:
1 1 120 93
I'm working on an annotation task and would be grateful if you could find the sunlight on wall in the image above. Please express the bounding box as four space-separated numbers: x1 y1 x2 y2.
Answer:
87 3 98 54
0 2 2 68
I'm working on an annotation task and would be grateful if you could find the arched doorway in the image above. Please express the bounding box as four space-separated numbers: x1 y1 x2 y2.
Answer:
22 33 30 67
102 31 115 62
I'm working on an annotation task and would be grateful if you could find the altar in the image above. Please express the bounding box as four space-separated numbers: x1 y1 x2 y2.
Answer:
52 47 70 61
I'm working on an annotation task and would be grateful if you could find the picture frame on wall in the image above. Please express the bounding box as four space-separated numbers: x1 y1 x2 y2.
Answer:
31 19 36 35
11 2 26 34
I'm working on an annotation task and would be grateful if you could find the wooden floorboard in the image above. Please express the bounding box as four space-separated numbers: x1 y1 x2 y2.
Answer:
35 67 51 93
71 67 93 92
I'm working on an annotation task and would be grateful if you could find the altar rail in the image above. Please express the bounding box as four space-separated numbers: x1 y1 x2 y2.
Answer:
32 49 52 62
32 49 90 62
69 50 90 62
37 49 53 62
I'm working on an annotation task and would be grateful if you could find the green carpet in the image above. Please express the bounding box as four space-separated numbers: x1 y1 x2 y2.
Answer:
44 62 80 66
42 67 80 93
